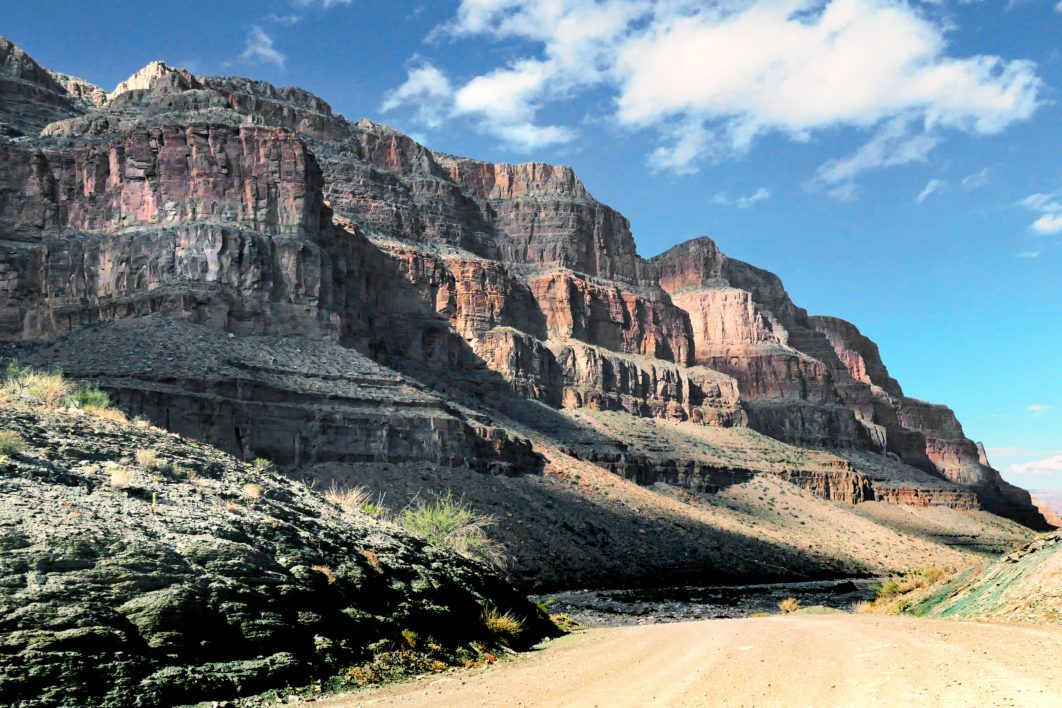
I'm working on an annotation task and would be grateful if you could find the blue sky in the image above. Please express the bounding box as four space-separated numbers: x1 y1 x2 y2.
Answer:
4 0 1061 489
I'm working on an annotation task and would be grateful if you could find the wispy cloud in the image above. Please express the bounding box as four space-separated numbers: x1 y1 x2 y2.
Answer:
294 0 353 7
386 0 1043 171
1029 404 1053 417
1017 250 1041 258
961 167 989 190
239 26 285 68
1006 454 1062 476
915 178 947 203
267 14 302 26
1020 189 1062 235
712 187 771 209
812 116 937 197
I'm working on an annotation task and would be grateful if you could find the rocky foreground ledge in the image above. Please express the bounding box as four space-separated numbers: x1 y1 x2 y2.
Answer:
0 401 555 707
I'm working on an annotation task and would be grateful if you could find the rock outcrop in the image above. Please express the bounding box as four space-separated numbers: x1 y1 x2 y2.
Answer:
0 403 553 707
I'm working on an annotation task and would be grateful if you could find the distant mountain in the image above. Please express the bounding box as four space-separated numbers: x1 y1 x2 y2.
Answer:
0 37 1049 591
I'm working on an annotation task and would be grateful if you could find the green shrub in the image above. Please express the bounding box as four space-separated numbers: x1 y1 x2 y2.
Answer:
0 430 26 455
70 382 111 411
397 491 503 566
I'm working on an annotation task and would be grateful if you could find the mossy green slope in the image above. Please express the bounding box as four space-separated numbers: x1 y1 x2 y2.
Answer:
907 531 1062 624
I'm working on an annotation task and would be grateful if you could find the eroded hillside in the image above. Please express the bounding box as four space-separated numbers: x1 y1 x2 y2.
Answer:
0 37 1049 589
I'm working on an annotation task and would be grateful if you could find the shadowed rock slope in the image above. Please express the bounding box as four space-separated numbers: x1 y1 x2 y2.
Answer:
0 39 1049 592
0 403 553 707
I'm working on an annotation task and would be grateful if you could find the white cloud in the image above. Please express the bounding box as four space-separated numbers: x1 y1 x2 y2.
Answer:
382 63 454 129
1020 189 1062 235
1017 250 1041 258
295 0 353 7
239 26 285 68
1032 213 1062 235
812 115 938 195
388 0 1043 169
712 187 771 208
267 14 302 26
1006 454 1062 476
915 178 947 203
961 167 989 189
1029 404 1053 417
1057 1 1062 12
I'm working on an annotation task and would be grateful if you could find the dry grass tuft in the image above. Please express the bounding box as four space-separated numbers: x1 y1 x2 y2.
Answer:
361 548 383 573
778 597 801 614
325 483 371 511
135 449 159 470
108 466 134 488
242 483 262 500
482 606 523 642
312 565 337 584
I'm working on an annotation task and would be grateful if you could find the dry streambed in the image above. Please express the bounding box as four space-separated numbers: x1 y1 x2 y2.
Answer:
533 577 879 626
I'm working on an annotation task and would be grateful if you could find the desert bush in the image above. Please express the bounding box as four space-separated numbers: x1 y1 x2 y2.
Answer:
69 382 111 411
0 430 26 455
778 597 801 614
325 483 371 511
876 568 949 601
482 606 523 642
242 483 262 500
109 466 134 488
253 457 272 468
135 449 159 470
397 491 503 567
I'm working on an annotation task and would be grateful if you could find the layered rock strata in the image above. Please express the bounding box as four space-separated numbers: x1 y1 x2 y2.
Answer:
0 39 1049 544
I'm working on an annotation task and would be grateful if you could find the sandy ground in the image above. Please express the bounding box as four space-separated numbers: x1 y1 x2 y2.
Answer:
321 615 1062 708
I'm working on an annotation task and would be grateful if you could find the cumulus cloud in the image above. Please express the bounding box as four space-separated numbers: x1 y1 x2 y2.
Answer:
385 0 1042 172
1006 454 1062 476
915 178 947 203
382 63 454 129
240 26 286 68
1020 190 1062 235
712 187 771 208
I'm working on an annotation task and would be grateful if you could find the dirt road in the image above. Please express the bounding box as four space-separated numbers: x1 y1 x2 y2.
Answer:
322 615 1062 707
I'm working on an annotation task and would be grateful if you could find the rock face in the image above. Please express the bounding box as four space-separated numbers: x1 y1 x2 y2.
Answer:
0 35 1050 596
0 36 101 136
0 404 553 707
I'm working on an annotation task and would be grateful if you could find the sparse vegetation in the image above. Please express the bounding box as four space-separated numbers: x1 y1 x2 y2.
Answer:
135 448 160 470
242 483 262 500
108 466 134 488
778 597 801 614
2 361 120 417
312 565 337 584
325 483 371 511
397 491 504 567
361 548 383 573
0 430 26 455
482 606 523 642
253 457 272 468
858 567 952 614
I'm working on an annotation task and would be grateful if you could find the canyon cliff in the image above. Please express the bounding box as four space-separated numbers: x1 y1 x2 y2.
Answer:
0 38 1049 589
